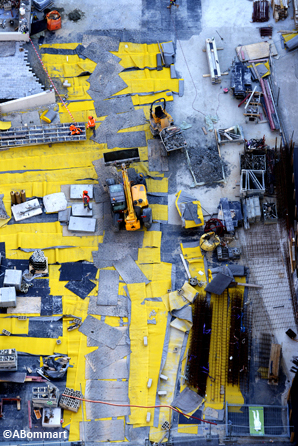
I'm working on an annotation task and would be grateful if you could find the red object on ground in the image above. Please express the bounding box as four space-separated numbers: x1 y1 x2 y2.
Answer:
46 10 61 31
204 218 224 236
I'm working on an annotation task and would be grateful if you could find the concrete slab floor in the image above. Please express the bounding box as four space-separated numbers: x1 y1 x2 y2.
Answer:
2 0 298 443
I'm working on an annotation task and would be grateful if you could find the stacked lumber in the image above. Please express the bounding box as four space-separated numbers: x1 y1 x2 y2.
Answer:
271 0 288 22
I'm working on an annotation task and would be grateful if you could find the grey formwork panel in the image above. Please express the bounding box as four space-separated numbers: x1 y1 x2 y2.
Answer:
106 131 147 150
85 357 129 380
92 244 139 268
79 315 123 349
85 344 130 370
80 419 125 442
113 254 150 284
87 327 128 347
97 269 119 306
85 400 130 420
85 380 129 402
88 296 128 317
147 138 169 172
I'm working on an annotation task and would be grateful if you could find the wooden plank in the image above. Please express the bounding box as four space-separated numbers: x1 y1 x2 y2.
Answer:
236 41 278 62
268 343 281 384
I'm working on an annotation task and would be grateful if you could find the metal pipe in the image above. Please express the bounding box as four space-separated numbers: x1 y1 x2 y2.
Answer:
15 191 21 204
21 190 26 203
179 253 191 279
10 191 16 205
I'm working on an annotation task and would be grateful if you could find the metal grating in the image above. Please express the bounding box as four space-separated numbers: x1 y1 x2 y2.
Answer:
0 123 86 149
239 224 296 331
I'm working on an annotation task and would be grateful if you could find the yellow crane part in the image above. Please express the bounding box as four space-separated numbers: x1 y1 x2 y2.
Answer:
121 163 141 231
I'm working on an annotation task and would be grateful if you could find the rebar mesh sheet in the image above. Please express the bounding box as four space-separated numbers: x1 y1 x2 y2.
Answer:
239 224 296 331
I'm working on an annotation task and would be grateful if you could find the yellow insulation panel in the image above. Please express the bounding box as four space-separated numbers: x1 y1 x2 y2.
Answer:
127 283 149 425
138 247 160 264
178 425 199 434
0 167 97 185
151 204 168 221
0 316 29 335
146 178 168 193
115 69 180 95
113 43 160 69
41 43 79 49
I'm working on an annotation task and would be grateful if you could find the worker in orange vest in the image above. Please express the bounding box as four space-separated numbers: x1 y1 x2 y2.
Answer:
69 124 82 135
167 0 179 8
82 190 91 210
86 116 96 137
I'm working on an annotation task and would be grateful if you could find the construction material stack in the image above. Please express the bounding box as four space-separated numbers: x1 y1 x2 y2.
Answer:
205 38 221 84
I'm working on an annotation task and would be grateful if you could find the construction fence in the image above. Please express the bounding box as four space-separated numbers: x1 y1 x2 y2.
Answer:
226 403 290 438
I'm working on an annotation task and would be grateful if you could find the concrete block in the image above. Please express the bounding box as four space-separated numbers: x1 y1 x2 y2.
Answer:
42 408 61 428
0 287 16 307
147 378 152 388
0 91 55 113
11 199 42 222
160 374 168 381
58 208 71 223
72 203 93 217
4 270 22 291
43 193 67 214
70 185 93 199
0 32 29 42
143 336 148 346
68 216 96 233
146 412 151 422
158 390 167 396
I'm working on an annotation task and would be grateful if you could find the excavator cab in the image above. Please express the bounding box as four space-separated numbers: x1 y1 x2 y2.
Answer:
150 98 174 137
106 179 127 231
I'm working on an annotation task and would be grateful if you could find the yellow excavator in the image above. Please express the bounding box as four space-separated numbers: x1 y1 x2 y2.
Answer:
106 163 152 232
149 98 187 153
149 98 174 137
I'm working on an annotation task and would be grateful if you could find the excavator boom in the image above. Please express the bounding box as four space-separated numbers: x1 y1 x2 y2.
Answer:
121 163 140 231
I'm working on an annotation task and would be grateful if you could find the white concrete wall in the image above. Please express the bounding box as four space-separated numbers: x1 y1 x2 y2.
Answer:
0 91 56 113
0 32 29 42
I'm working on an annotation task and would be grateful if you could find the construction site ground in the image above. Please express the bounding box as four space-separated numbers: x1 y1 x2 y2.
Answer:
1 0 298 444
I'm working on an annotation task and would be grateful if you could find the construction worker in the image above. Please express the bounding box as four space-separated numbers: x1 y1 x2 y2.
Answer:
167 0 179 8
69 124 82 135
86 116 96 137
82 190 91 210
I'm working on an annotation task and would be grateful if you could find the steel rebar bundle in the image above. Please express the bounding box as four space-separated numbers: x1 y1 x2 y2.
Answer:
186 298 212 397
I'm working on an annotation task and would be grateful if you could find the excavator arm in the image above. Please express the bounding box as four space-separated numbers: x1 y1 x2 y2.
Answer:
121 163 141 231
